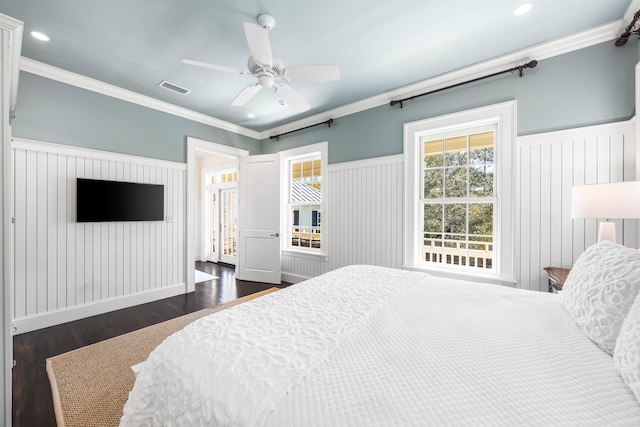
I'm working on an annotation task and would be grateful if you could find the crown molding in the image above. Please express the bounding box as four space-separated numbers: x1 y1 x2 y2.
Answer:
18 57 261 140
259 19 623 140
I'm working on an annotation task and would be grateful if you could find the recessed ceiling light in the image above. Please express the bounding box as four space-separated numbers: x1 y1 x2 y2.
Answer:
30 31 50 42
513 3 532 16
247 113 255 119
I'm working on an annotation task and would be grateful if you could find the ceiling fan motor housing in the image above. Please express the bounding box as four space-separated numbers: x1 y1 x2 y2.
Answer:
247 56 285 87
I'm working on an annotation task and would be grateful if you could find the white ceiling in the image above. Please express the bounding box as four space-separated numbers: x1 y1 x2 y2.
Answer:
0 0 636 134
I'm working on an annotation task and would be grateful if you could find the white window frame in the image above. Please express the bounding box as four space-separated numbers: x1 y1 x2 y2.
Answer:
403 101 516 284
279 141 328 259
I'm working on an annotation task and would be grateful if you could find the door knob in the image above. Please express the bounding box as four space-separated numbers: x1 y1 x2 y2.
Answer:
271 233 280 237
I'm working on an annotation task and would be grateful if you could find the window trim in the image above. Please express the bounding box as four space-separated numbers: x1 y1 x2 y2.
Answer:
279 141 328 257
403 101 516 284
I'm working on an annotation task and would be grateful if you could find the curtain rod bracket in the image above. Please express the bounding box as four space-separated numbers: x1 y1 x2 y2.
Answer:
390 59 538 108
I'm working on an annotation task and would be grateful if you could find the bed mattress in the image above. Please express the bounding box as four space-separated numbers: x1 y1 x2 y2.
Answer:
120 265 640 426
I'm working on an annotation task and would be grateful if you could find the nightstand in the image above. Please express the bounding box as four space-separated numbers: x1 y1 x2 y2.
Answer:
544 267 571 293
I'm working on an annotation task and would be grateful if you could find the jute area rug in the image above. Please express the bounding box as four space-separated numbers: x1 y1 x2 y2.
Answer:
46 288 278 427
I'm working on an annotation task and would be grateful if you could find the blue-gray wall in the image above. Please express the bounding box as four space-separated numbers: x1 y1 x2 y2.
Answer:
11 72 260 163
261 41 637 164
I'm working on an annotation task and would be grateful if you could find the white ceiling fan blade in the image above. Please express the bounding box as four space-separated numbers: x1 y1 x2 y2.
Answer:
285 65 340 83
243 22 272 67
182 59 249 75
276 85 310 112
231 83 261 107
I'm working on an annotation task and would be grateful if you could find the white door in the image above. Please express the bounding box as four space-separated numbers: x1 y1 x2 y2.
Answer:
237 154 281 283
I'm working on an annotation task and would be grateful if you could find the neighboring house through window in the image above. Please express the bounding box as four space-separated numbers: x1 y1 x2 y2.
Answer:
404 102 516 283
280 142 328 255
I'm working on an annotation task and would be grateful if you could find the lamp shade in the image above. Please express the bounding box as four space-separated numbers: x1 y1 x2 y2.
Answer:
571 182 640 219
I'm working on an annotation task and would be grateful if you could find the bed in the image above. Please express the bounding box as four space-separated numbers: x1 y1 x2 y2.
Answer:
120 241 640 426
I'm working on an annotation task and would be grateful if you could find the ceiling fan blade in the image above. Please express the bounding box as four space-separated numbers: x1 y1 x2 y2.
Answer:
285 64 340 83
276 85 310 112
243 23 272 67
231 83 262 107
182 59 249 75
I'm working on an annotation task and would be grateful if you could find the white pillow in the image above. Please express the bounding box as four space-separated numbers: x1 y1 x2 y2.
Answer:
559 240 640 354
614 292 640 401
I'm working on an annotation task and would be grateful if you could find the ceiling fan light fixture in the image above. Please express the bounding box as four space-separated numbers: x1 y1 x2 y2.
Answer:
257 74 275 88
513 3 533 16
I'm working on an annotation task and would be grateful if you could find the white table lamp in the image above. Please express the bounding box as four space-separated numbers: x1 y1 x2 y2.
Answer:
571 182 640 243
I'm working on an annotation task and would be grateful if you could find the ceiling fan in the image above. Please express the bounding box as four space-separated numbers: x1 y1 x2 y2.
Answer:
182 14 340 112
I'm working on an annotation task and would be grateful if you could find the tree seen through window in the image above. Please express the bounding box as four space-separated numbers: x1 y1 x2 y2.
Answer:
422 131 495 269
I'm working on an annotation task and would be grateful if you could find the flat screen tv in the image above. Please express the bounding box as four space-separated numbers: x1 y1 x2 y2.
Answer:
76 178 164 222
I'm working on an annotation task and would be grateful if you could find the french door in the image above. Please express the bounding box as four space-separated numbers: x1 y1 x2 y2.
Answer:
205 185 237 265
219 188 237 264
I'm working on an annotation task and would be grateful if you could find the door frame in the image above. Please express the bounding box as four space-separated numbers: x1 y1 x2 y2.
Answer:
186 137 249 292
1 13 23 426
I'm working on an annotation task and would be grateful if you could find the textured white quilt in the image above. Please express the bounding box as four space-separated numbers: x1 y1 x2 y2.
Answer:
120 265 640 426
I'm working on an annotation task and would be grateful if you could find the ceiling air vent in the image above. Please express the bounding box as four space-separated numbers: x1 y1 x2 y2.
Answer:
158 80 191 95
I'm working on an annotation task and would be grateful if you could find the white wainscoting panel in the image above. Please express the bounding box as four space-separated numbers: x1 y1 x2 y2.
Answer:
281 252 328 283
516 121 637 292
327 155 404 272
11 139 186 333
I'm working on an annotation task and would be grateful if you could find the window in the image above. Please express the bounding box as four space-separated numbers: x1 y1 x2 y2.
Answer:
281 142 328 255
422 127 495 271
289 156 322 249
404 102 516 282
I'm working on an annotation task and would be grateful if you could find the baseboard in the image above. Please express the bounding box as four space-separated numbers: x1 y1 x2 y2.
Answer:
282 272 309 284
12 283 188 335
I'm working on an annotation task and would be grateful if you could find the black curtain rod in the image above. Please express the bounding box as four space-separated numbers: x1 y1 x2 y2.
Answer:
269 118 334 141
390 60 538 109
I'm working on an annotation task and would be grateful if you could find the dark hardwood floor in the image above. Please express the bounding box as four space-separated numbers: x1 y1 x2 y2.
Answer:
12 262 287 427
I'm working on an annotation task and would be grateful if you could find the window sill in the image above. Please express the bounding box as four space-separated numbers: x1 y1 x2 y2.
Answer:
402 264 516 287
282 249 328 262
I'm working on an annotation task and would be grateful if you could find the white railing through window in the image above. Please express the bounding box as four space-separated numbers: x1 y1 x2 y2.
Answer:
292 226 321 248
422 235 493 269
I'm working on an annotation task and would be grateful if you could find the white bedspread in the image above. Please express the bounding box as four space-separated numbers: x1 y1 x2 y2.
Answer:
120 265 640 426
